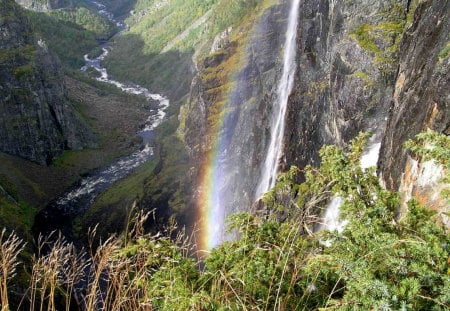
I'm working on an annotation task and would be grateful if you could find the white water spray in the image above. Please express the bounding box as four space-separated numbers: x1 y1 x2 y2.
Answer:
321 141 382 233
256 0 300 197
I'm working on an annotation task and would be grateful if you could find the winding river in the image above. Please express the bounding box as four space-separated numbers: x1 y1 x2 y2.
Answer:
35 0 169 234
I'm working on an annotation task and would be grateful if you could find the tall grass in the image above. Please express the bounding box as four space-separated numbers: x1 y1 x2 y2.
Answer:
0 209 199 311
0 230 25 311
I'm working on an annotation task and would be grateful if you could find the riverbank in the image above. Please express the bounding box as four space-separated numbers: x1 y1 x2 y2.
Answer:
0 73 151 206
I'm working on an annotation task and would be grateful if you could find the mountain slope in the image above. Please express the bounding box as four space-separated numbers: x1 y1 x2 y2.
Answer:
0 0 96 165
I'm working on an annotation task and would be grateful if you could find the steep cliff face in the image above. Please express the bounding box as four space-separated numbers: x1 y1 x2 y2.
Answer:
182 0 448 223
0 0 96 165
379 0 449 219
183 1 289 215
283 0 410 172
14 0 72 11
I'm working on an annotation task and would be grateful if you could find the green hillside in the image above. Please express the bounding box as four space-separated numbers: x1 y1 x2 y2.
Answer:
27 6 116 68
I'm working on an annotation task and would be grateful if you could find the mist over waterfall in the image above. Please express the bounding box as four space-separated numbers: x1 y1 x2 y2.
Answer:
198 0 301 250
320 141 382 234
256 0 300 197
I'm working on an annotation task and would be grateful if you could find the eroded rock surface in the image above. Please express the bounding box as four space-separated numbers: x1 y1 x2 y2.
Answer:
0 0 96 164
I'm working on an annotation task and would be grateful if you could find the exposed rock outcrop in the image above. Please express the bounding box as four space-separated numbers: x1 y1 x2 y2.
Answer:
0 0 96 165
283 0 408 172
378 0 449 220
183 1 290 214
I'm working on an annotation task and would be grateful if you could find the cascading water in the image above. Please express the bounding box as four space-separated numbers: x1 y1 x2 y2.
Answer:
198 0 301 251
256 0 300 197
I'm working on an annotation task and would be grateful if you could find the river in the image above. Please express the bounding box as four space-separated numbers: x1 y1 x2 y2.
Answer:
34 0 169 236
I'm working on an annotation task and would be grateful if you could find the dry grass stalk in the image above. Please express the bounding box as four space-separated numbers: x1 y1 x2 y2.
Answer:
0 230 25 311
1 208 198 311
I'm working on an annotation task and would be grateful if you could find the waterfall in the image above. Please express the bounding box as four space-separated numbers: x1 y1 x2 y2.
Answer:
256 0 301 197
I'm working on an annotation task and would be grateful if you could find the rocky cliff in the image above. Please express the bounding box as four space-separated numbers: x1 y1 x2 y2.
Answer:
0 0 96 165
378 0 449 220
284 0 412 174
183 1 290 216
182 0 448 220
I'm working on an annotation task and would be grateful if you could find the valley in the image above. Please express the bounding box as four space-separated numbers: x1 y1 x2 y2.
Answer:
0 0 448 309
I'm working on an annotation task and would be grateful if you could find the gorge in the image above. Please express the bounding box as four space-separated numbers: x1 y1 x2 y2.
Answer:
0 0 448 309
34 0 170 238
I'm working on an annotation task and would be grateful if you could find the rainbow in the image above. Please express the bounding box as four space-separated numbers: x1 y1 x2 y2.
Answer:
196 103 236 252
196 0 300 253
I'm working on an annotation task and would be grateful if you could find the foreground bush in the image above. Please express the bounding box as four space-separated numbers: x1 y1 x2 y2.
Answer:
0 133 448 310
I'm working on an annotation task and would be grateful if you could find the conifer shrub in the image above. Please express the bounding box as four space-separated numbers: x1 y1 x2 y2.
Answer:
0 132 448 310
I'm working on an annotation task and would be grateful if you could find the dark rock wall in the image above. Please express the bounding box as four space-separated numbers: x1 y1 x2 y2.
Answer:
379 0 450 190
182 0 448 218
0 0 96 165
283 0 407 172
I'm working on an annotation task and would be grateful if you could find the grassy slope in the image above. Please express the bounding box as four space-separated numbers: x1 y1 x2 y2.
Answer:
103 0 265 96
27 6 116 68
103 0 217 97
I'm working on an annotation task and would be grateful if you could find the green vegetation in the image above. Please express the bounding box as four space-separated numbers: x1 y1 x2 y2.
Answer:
71 109 190 243
350 3 407 79
0 174 36 242
76 160 157 241
13 64 34 79
27 6 115 68
101 0 137 18
104 0 272 98
125 0 215 53
138 115 190 224
352 70 375 88
0 42 37 81
50 7 116 40
405 131 450 201
438 42 450 62
0 132 448 310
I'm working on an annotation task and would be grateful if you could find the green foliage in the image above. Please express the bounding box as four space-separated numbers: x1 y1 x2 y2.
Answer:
210 0 260 33
404 131 450 169
404 130 450 201
13 64 34 78
50 7 116 40
352 70 374 88
104 0 216 95
350 4 407 79
142 116 190 216
205 132 449 310
203 214 311 310
0 43 37 80
0 174 36 241
76 161 157 241
351 24 380 53
438 42 450 61
27 6 115 68
124 0 216 54
105 0 272 97
2 133 449 310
